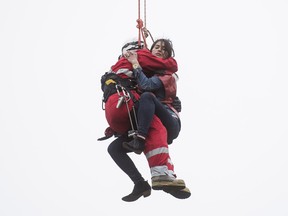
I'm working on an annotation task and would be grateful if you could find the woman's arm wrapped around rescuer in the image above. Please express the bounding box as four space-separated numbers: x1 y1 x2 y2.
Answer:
111 49 177 74
136 49 178 73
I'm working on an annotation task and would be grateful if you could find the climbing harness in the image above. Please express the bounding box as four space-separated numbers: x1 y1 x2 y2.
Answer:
101 72 139 137
101 72 136 107
115 84 138 137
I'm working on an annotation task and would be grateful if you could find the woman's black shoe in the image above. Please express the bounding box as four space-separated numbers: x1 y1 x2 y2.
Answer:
122 137 145 154
122 181 151 202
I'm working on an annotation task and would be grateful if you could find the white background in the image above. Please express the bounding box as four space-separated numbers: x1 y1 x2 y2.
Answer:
1 0 288 215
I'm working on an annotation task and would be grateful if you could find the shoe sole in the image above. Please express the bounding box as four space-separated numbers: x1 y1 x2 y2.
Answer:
122 142 143 154
163 187 191 199
152 179 186 191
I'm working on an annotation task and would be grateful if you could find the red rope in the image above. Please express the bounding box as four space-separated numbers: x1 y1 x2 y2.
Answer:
137 0 148 48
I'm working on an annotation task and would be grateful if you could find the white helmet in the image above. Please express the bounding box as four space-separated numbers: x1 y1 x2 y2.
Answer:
121 41 144 54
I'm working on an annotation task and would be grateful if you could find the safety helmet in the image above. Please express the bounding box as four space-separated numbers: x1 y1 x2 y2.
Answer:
121 41 144 54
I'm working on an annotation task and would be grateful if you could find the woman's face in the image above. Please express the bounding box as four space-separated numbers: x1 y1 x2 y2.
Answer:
151 41 168 59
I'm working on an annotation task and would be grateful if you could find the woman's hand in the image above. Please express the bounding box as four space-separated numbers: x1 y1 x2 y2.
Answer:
124 51 139 65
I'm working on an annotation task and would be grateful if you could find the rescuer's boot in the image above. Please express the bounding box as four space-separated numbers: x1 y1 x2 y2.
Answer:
151 175 186 191
163 186 191 199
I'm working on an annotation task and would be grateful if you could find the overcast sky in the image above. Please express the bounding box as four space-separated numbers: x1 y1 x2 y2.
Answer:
1 0 288 216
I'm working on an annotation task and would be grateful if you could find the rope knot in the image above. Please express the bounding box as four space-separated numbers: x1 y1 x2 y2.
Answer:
136 19 144 29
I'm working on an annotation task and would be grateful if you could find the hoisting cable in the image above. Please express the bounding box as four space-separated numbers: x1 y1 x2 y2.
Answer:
137 0 154 48
143 0 154 43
